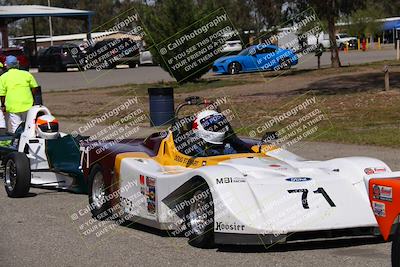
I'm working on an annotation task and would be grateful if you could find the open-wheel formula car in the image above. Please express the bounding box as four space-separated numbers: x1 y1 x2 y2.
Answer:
1 105 88 197
81 96 400 248
368 176 400 267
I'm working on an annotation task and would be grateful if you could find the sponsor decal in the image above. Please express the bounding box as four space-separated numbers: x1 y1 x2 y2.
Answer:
269 164 281 168
146 177 156 214
140 187 145 195
364 167 387 175
285 177 312 182
372 201 386 217
372 184 392 202
216 177 246 184
146 176 155 187
139 174 145 185
174 154 200 167
215 221 245 231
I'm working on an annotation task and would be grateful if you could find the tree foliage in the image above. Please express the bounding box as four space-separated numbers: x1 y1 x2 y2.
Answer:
3 0 400 71
346 0 384 37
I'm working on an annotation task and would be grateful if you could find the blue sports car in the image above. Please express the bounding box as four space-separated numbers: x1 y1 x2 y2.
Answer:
212 44 298 75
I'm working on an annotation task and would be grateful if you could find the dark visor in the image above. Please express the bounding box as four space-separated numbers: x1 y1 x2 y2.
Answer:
200 114 228 132
39 122 58 133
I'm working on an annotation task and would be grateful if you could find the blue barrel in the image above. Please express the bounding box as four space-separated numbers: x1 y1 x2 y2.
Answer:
148 87 174 126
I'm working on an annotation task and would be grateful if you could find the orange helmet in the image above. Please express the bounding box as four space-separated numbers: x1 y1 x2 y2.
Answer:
36 115 59 139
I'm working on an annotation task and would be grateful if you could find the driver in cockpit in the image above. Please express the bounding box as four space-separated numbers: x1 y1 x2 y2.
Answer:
188 110 251 157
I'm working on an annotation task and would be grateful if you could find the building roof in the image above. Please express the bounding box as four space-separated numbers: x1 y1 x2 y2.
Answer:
380 17 400 30
35 31 120 43
0 5 93 19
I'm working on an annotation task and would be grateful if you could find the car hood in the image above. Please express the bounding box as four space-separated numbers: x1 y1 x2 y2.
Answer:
340 37 357 42
213 156 378 233
219 157 300 178
214 55 239 64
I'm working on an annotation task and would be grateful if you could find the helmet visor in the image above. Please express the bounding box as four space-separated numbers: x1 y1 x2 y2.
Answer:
200 114 228 132
38 122 59 133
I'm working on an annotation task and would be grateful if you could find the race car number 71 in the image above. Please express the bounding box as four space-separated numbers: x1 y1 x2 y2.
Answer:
288 187 336 209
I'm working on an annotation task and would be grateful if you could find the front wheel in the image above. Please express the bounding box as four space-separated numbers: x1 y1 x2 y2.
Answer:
4 152 31 198
227 62 241 75
88 164 111 220
279 57 291 70
186 181 214 248
54 62 67 72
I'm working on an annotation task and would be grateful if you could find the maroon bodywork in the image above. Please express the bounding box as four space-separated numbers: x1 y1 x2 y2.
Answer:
81 133 164 189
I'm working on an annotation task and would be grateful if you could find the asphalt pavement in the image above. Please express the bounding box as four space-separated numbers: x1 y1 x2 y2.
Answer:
1 140 398 267
32 48 398 92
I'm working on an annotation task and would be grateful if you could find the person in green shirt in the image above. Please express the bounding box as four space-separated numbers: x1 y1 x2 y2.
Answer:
0 61 5 135
0 56 40 133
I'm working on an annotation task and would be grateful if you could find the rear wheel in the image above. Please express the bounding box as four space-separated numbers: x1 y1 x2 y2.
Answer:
54 62 67 72
279 57 291 70
128 62 138 68
4 152 31 198
392 226 400 267
227 62 241 75
88 164 111 220
186 181 214 248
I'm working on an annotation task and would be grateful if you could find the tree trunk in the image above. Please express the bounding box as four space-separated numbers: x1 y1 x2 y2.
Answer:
327 0 341 68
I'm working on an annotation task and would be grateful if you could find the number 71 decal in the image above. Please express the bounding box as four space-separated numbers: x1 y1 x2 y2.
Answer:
288 187 336 209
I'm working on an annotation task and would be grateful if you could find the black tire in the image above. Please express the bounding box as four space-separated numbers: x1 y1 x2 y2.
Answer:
227 62 241 75
54 62 67 72
4 152 31 198
186 180 214 248
105 61 117 69
279 57 291 70
88 164 111 220
128 62 138 68
392 226 400 267
38 65 45 72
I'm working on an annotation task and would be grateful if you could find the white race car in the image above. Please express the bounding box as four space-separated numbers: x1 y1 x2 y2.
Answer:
78 96 400 248
1 105 88 197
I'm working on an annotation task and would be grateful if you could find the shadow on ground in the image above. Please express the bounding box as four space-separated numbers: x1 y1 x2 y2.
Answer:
292 72 400 95
118 220 387 253
217 236 386 253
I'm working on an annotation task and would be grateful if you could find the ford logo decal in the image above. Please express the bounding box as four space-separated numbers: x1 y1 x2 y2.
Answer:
286 177 312 182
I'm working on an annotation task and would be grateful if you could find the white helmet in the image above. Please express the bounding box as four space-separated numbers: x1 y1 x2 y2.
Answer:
192 110 229 145
36 114 59 139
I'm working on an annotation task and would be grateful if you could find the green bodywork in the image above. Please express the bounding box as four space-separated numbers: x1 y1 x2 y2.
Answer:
46 135 87 193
